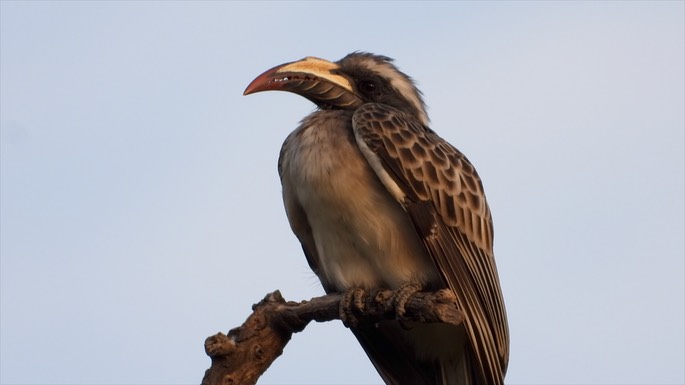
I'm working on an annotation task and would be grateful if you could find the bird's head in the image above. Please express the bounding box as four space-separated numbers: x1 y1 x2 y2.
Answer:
244 52 429 126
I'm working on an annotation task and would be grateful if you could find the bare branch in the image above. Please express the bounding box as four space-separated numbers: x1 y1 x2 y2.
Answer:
201 288 464 385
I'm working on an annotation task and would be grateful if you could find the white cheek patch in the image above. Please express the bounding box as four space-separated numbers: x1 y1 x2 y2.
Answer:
360 58 429 126
389 78 429 126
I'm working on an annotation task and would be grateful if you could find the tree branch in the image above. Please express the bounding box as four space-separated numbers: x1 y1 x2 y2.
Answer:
201 288 464 385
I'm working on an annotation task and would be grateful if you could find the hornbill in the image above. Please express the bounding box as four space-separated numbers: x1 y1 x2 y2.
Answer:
244 52 509 385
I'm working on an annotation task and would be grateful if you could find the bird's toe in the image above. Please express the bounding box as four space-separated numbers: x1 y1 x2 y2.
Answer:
339 287 366 328
393 282 422 319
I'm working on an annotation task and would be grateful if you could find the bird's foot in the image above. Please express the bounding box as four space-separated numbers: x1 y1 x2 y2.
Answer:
339 287 366 328
393 282 422 319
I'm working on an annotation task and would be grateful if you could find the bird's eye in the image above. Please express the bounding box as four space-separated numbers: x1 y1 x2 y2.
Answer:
359 80 377 94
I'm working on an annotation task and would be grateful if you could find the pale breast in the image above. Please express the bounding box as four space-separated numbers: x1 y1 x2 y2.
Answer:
279 110 439 292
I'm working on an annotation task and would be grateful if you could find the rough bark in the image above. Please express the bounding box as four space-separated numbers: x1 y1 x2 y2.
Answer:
201 288 464 385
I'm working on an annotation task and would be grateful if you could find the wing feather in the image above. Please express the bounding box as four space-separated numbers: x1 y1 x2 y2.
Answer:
352 103 509 385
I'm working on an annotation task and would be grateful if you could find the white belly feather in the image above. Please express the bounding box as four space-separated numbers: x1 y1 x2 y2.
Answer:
279 111 465 367
280 111 438 292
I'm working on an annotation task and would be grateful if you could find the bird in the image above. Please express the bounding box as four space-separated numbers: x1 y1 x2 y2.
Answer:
243 52 508 385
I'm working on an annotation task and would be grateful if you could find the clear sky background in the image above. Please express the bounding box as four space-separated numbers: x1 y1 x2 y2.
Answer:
1 1 683 384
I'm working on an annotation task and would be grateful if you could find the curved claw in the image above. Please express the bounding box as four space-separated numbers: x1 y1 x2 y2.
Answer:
393 282 422 319
339 287 366 328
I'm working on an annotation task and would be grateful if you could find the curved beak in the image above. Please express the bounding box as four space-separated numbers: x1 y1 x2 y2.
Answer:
243 56 363 109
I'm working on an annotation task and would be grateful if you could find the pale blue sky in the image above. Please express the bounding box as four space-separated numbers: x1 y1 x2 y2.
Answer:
1 1 683 384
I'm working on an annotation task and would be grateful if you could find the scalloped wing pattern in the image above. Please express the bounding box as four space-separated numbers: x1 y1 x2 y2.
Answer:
353 103 508 385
